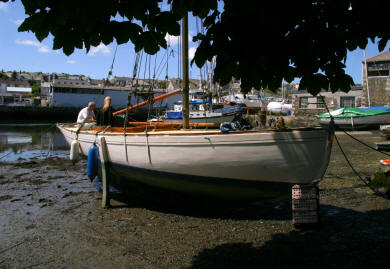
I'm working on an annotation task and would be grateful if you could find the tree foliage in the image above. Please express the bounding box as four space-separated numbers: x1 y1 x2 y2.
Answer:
11 71 17 80
0 72 9 79
3 0 390 95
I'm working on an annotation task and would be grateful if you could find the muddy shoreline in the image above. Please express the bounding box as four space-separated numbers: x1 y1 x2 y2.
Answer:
1 131 390 268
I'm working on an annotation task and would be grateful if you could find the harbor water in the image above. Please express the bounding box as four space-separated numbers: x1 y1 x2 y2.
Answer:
0 124 69 163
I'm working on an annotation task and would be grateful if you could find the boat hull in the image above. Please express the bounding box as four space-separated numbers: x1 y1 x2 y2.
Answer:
57 124 333 200
318 113 390 130
163 113 235 124
107 163 293 201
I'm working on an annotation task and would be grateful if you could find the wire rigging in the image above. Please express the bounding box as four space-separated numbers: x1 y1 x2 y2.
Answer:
320 95 388 198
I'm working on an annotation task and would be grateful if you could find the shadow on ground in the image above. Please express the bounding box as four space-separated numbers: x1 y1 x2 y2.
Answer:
184 205 390 269
100 180 293 221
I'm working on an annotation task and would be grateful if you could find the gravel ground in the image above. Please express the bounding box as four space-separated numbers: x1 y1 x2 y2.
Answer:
1 130 390 269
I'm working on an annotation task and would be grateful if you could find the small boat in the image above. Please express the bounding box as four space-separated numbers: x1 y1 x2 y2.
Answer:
267 101 292 115
376 142 390 151
243 94 267 109
380 124 390 139
157 90 242 124
317 107 390 130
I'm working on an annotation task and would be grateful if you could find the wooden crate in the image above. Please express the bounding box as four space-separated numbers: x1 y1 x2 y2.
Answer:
292 210 319 225
292 185 319 226
292 184 319 200
292 199 318 211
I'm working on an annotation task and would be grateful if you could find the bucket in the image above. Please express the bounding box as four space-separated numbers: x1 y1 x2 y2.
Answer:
380 159 390 172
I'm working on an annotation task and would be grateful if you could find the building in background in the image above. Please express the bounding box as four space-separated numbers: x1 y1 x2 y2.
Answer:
40 82 180 109
0 79 32 105
291 85 363 116
362 50 390 106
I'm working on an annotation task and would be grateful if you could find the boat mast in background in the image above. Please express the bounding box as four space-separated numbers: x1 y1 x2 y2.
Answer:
364 50 371 108
182 14 190 129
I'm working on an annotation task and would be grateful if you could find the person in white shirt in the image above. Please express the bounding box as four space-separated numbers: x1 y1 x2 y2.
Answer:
77 102 96 128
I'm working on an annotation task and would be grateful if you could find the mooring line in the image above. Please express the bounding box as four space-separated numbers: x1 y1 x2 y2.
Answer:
342 130 390 157
320 95 388 198
0 151 11 160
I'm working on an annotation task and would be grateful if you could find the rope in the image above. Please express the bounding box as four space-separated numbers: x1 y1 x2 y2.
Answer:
342 130 390 157
95 45 119 105
144 54 159 165
123 50 143 163
333 130 386 198
0 151 11 160
320 95 387 198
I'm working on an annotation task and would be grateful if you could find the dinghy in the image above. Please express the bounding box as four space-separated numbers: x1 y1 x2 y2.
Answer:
317 107 390 130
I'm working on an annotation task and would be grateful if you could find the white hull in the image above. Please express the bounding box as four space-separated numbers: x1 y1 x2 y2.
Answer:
163 113 235 124
318 114 390 129
243 100 263 108
58 124 333 199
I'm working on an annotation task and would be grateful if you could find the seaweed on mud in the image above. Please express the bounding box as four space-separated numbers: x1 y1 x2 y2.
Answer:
0 195 13 201
370 172 390 189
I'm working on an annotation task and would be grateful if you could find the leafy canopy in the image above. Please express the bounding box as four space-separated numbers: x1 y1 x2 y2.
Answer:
3 0 390 95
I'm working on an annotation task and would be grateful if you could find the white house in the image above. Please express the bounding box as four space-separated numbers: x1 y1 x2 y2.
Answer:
41 83 181 109
0 80 32 105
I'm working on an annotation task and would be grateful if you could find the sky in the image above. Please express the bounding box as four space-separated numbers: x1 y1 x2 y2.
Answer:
1 0 389 84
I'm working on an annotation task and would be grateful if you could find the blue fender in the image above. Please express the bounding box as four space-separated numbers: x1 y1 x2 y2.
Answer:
87 144 99 180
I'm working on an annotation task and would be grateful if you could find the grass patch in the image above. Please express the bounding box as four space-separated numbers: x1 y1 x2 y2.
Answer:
370 172 390 189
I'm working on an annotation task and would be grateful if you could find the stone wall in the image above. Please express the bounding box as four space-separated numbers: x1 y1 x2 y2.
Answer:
292 87 364 116
362 63 390 106
366 77 390 106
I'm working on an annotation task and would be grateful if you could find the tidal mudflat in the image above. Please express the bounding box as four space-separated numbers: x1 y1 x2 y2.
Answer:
1 129 390 268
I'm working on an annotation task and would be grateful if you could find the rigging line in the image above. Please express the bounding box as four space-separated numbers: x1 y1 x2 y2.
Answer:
136 50 144 82
123 50 142 163
178 19 182 80
0 151 11 160
342 130 390 157
144 54 158 165
142 54 149 90
333 130 386 198
195 17 203 86
320 94 386 198
155 51 168 79
166 44 170 80
109 45 118 76
156 49 173 81
97 44 119 105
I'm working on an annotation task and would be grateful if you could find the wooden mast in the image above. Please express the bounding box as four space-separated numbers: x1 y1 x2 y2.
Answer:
182 14 190 129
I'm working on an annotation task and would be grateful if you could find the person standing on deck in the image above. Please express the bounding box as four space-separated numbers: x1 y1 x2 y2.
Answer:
77 101 96 128
96 96 113 126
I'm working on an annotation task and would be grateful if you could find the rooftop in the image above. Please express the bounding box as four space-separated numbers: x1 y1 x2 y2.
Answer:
365 50 390 63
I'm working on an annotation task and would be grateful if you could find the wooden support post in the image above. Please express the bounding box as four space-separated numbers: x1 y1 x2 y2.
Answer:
182 14 190 129
98 136 110 208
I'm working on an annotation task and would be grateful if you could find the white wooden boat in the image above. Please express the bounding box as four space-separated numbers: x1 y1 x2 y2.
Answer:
57 124 333 200
57 14 333 202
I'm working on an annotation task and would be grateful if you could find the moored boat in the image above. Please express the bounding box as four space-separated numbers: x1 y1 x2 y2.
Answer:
317 107 390 130
57 123 333 201
157 90 242 124
57 12 333 203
